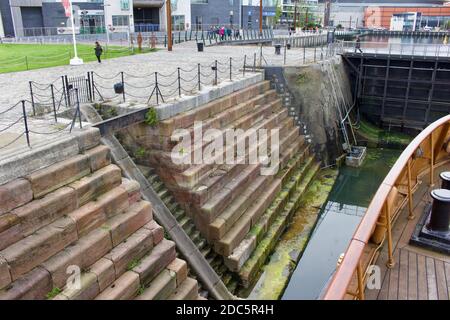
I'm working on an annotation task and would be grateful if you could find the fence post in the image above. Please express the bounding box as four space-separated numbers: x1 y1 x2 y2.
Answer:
61 76 68 107
214 60 218 86
303 46 306 64
22 100 30 147
253 53 256 72
164 34 167 48
121 71 126 102
243 55 247 77
28 82 36 116
65 75 71 106
75 88 82 129
155 72 159 105
51 84 57 122
198 63 201 91
178 67 181 97
284 45 287 65
90 72 95 102
229 57 232 81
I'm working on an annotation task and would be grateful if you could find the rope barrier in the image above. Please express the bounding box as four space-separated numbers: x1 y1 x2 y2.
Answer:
0 101 21 116
0 132 26 150
0 117 24 133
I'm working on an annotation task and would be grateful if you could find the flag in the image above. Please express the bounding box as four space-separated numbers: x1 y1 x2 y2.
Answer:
62 0 71 17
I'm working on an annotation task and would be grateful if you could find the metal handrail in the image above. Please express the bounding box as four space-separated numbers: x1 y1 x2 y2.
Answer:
322 114 450 300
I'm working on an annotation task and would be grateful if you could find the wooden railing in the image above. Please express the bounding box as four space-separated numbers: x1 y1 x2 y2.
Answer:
322 115 450 300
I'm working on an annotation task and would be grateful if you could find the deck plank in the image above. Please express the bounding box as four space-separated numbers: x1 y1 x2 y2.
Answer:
417 254 428 300
407 250 418 300
434 259 449 300
444 262 450 298
398 249 409 300
387 250 401 300
426 257 438 300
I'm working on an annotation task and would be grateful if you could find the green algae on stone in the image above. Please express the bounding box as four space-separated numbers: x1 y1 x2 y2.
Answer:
357 120 412 147
249 168 338 300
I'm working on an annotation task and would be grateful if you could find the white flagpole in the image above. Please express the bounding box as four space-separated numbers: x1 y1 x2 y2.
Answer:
69 0 83 65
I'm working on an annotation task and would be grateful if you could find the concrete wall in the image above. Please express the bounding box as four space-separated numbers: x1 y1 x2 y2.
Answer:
283 56 352 164
0 0 14 37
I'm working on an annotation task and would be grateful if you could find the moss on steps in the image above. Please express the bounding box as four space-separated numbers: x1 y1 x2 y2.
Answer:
248 168 338 300
237 161 321 289
357 120 412 148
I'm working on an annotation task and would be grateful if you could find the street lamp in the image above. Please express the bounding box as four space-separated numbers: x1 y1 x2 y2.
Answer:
166 0 173 51
102 0 111 46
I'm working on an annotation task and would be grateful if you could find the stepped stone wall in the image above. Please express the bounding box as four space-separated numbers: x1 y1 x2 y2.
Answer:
0 128 202 300
117 79 321 290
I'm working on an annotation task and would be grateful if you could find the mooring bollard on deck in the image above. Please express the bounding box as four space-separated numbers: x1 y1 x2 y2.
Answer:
428 189 450 233
440 172 450 190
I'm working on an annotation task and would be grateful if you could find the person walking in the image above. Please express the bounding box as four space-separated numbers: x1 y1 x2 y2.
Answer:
95 41 103 63
355 36 363 53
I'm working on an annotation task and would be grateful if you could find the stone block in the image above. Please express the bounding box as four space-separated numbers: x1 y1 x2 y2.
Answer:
1 217 78 280
14 187 77 237
58 272 100 300
143 220 164 245
169 277 198 300
69 202 107 237
95 271 140 300
166 258 187 286
104 201 152 247
132 239 176 286
40 229 112 288
95 186 129 218
88 258 116 292
75 128 101 152
0 267 52 300
0 255 12 290
69 165 122 207
0 223 22 251
135 269 176 300
104 228 153 277
84 145 111 172
26 154 90 198
0 179 33 215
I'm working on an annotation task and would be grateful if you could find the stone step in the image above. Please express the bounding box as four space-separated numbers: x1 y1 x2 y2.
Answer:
209 174 271 243
0 217 78 282
198 164 261 228
155 81 272 137
0 266 52 300
213 178 281 257
155 100 286 191
168 277 198 300
95 271 140 300
152 97 283 175
185 110 291 209
238 162 321 287
152 90 279 154
131 239 177 286
135 269 176 300
224 156 317 272
68 164 122 207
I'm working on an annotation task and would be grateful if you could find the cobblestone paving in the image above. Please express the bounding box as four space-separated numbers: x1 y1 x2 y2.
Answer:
0 41 328 155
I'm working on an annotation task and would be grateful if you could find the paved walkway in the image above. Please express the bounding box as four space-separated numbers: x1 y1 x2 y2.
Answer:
0 41 329 155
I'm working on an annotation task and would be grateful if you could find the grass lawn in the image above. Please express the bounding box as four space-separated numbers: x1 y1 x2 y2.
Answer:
0 43 157 73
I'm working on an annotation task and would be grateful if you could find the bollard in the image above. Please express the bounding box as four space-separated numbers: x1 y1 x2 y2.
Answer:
22 100 30 147
440 172 450 190
428 189 450 233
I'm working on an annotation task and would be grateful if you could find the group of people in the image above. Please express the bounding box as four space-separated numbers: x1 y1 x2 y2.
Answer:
207 26 240 40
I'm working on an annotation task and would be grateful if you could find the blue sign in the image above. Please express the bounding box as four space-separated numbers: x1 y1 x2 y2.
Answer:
263 12 276 17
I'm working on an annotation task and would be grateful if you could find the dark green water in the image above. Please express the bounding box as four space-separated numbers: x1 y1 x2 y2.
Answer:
282 148 401 300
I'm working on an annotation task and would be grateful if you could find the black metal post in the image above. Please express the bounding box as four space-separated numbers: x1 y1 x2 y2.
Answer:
198 63 201 91
214 60 218 86
154 72 159 104
61 76 68 107
178 67 181 97
22 100 30 147
75 89 82 129
253 53 256 72
90 71 95 101
87 72 93 102
51 84 57 122
121 71 126 102
28 82 36 116
65 75 71 106
243 55 247 76
229 57 232 81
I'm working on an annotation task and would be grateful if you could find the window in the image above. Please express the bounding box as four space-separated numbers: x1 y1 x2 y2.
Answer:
120 0 130 11
192 0 208 4
112 15 129 26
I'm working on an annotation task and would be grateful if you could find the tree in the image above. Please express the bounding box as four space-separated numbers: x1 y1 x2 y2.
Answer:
274 1 282 24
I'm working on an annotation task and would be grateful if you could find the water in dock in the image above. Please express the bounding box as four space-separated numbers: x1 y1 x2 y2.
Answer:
282 148 401 300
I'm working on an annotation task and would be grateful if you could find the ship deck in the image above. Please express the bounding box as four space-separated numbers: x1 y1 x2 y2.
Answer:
365 164 450 300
